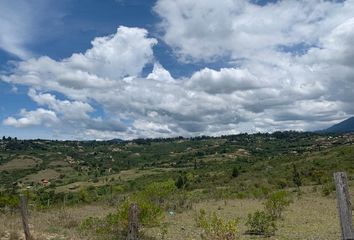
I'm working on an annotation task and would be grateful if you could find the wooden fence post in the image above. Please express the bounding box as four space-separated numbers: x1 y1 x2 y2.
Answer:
127 203 139 240
334 172 354 240
19 195 32 240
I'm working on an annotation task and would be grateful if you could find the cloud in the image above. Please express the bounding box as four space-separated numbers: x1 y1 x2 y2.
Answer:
186 67 262 94
86 118 127 132
147 63 174 82
1 26 158 139
0 0 35 59
28 89 94 120
154 0 353 62
2 26 157 104
0 0 65 59
300 16 354 105
3 108 58 128
2 0 354 139
68 26 157 79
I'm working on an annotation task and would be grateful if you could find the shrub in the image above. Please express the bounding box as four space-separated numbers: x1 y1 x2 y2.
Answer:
143 179 176 205
116 195 163 227
292 164 302 189
321 182 335 196
264 190 292 219
0 194 19 212
175 175 187 189
80 216 121 237
246 210 276 236
78 188 91 203
80 198 163 239
275 179 288 189
80 180 176 239
231 167 239 178
196 209 238 240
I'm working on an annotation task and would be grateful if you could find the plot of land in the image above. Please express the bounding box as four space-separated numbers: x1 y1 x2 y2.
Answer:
0 155 42 171
55 168 174 193
22 169 61 183
48 160 70 167
146 193 343 240
0 190 349 240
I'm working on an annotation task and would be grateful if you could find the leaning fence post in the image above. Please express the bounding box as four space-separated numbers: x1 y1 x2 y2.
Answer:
20 195 32 240
126 203 139 240
334 172 354 240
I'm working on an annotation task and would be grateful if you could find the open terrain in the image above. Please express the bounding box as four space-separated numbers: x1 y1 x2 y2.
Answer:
1 187 353 240
0 132 353 239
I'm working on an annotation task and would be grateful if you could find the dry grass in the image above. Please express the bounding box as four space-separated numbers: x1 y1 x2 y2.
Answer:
1 187 353 240
55 168 173 193
22 169 61 183
146 191 346 240
48 161 70 167
0 156 42 171
108 168 174 181
0 204 115 240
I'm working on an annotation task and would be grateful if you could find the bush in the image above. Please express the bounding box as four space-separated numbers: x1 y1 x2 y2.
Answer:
78 188 91 203
246 210 276 236
80 179 176 239
196 209 238 240
80 197 163 239
175 175 188 189
231 167 239 178
264 190 292 219
321 182 335 196
143 179 176 205
116 195 163 227
0 194 19 212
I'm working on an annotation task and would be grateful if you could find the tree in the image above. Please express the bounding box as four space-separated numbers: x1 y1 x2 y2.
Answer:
292 164 302 189
232 167 239 178
175 175 185 189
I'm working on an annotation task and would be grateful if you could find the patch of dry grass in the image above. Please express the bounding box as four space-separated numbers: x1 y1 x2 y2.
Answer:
0 156 42 171
48 161 70 167
1 186 353 240
22 169 61 183
55 168 173 193
146 192 344 240
0 204 115 240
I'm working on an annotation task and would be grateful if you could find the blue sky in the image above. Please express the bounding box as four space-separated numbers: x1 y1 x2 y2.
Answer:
0 0 354 140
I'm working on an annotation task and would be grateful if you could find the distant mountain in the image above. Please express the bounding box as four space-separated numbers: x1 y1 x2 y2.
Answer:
323 117 354 133
107 138 125 143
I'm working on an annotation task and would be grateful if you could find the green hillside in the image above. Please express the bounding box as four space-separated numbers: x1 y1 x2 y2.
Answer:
1 132 353 239
1 132 353 201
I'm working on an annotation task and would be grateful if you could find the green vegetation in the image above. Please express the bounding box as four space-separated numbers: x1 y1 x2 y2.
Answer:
245 190 292 236
246 210 276 236
0 132 353 239
196 209 239 240
264 191 292 220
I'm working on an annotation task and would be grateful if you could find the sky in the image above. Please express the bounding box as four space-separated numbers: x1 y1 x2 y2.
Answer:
0 0 353 140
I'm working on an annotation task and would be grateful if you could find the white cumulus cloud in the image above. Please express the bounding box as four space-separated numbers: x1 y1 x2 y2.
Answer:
1 0 354 139
3 108 58 128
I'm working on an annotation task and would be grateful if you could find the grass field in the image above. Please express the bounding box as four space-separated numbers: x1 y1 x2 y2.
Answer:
0 155 41 171
22 169 61 183
145 188 352 240
0 185 353 240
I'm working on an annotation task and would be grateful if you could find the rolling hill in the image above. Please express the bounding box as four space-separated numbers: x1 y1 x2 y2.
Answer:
324 117 354 133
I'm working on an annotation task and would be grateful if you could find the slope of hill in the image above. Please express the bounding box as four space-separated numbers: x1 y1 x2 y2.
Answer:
324 117 354 133
1 132 354 239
